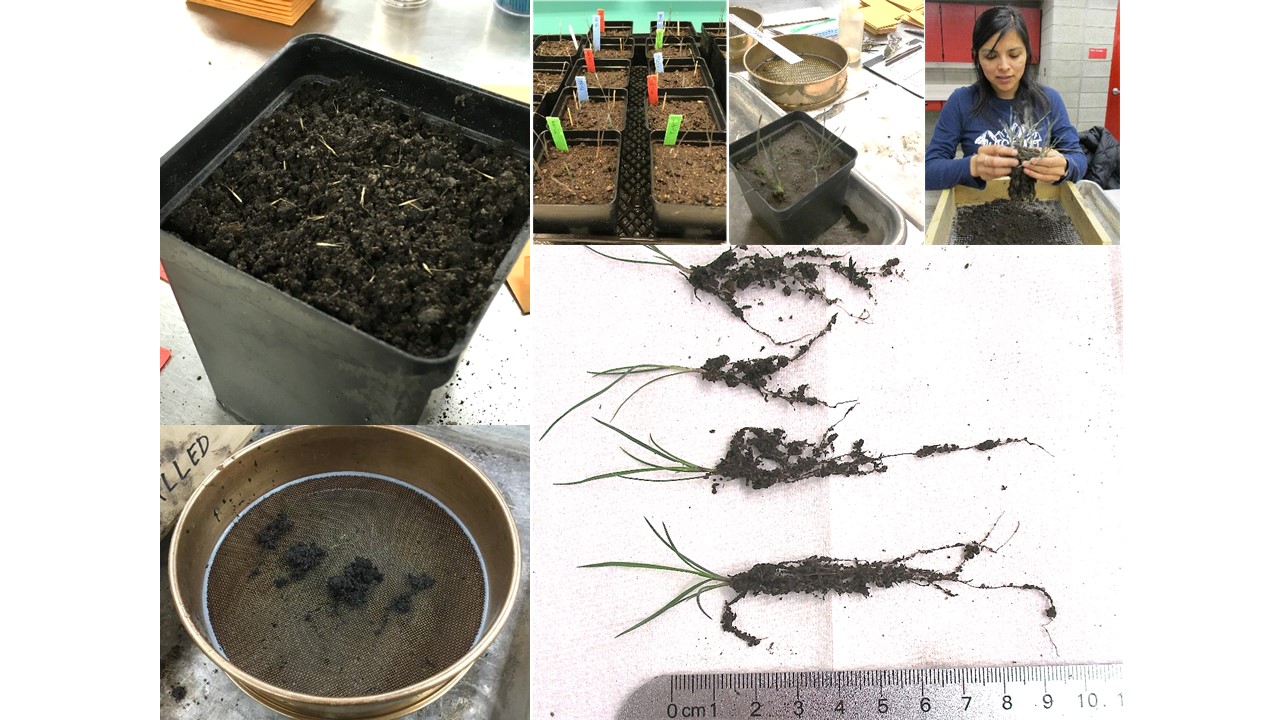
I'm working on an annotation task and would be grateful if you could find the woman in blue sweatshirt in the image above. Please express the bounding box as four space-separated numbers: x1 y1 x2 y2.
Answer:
925 6 1085 191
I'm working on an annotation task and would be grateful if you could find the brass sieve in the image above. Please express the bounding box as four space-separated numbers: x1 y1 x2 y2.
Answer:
745 34 849 110
727 7 763 62
168 425 521 719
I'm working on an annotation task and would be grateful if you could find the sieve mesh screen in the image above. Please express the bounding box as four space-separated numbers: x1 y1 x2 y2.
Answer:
951 200 1084 245
204 472 486 697
752 54 843 84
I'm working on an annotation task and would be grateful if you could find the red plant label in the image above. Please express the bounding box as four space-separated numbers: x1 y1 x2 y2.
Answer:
585 48 596 72
647 75 658 104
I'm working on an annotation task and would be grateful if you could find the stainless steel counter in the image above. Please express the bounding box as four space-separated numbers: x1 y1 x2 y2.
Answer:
157 0 532 425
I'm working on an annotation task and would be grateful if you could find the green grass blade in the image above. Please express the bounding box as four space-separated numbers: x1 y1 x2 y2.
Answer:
610 369 697 421
590 363 676 375
541 367 652 440
615 579 728 638
586 245 677 266
579 561 718 578
658 521 722 579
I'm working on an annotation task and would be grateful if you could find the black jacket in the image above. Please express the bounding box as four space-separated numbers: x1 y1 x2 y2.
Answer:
1079 126 1120 190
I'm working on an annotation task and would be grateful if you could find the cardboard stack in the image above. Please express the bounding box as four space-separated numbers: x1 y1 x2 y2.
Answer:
187 0 318 27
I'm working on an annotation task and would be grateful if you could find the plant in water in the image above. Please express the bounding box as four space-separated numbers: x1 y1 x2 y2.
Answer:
540 314 847 439
588 245 903 345
584 517 1058 649
559 410 1050 492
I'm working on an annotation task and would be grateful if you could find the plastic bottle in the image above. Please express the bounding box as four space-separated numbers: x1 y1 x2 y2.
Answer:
838 1 864 68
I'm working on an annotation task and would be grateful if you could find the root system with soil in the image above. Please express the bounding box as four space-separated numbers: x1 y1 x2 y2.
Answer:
561 410 1048 491
590 245 902 345
540 314 846 439
585 519 1057 649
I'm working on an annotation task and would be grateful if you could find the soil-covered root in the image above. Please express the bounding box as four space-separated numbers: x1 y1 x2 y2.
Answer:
1008 146 1040 202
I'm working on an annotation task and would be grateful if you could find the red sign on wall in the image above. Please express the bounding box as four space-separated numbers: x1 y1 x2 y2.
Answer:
1088 47 1108 59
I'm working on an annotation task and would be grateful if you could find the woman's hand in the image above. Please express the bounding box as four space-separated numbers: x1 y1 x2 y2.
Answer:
969 145 1021 181
1022 149 1068 183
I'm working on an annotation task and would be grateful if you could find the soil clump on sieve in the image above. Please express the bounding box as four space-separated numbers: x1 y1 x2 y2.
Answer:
954 199 1082 245
275 542 327 587
327 557 386 607
163 77 529 358
257 512 293 549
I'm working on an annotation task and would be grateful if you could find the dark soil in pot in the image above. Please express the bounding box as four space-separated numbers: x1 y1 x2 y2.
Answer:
535 39 581 58
647 99 719 131
656 69 708 88
648 43 696 59
733 123 851 209
954 199 1083 245
651 143 726 207
534 144 618 205
596 45 634 60
558 95 628 131
579 68 630 89
534 71 566 94
162 78 528 359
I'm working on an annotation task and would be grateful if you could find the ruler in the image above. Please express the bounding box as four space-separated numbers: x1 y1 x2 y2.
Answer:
727 13 803 64
618 665 1124 719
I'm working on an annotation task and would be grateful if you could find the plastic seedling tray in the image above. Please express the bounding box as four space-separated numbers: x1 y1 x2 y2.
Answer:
649 130 728 239
649 58 717 90
568 58 632 90
160 34 529 423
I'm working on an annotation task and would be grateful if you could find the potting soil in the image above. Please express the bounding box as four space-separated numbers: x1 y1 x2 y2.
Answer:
650 143 725 206
952 199 1083 245
534 143 619 205
164 78 528 358
646 99 719 131
204 472 486 697
733 123 852 209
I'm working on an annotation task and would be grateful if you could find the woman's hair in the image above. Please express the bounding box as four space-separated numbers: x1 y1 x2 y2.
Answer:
970 5 1050 121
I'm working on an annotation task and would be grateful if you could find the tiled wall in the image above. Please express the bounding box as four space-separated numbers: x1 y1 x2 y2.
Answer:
1039 0 1118 130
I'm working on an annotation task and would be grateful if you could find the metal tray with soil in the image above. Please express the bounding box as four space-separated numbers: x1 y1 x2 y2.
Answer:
925 177 1117 245
160 34 529 423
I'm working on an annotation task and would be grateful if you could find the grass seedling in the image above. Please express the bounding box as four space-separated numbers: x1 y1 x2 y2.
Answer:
539 314 845 439
586 516 1058 649
561 412 1049 491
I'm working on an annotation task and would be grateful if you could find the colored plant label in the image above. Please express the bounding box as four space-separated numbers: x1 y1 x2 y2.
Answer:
654 52 664 73
584 48 596 72
646 75 659 104
575 76 589 102
656 29 664 49
546 117 568 151
657 11 664 30
592 15 601 51
663 115 684 146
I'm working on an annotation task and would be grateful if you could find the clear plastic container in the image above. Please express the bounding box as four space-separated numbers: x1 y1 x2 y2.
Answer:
381 0 430 8
838 1 864 68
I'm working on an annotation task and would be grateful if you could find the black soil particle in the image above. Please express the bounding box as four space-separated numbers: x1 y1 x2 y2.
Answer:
275 542 327 587
390 573 437 614
256 512 292 549
164 77 529 357
327 557 385 607
170 685 187 701
954 199 1082 245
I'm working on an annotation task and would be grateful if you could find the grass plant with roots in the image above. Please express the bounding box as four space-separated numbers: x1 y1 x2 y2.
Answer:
584 517 1059 650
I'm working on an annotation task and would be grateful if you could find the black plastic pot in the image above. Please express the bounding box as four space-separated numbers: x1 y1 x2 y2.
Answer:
533 60 570 134
645 38 698 60
550 86 629 132
649 131 727 239
648 58 716 90
533 131 621 235
602 20 634 37
727 111 858 244
568 58 631 90
646 88 726 132
159 34 529 423
593 37 637 62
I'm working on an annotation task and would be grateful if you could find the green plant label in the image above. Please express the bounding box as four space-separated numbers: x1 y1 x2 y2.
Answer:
655 29 664 49
546 117 569 151
663 115 683 146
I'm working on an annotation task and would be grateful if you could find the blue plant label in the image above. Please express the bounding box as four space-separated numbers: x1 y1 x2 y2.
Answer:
656 11 664 30
592 15 601 51
575 76 589 102
654 52 664 73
